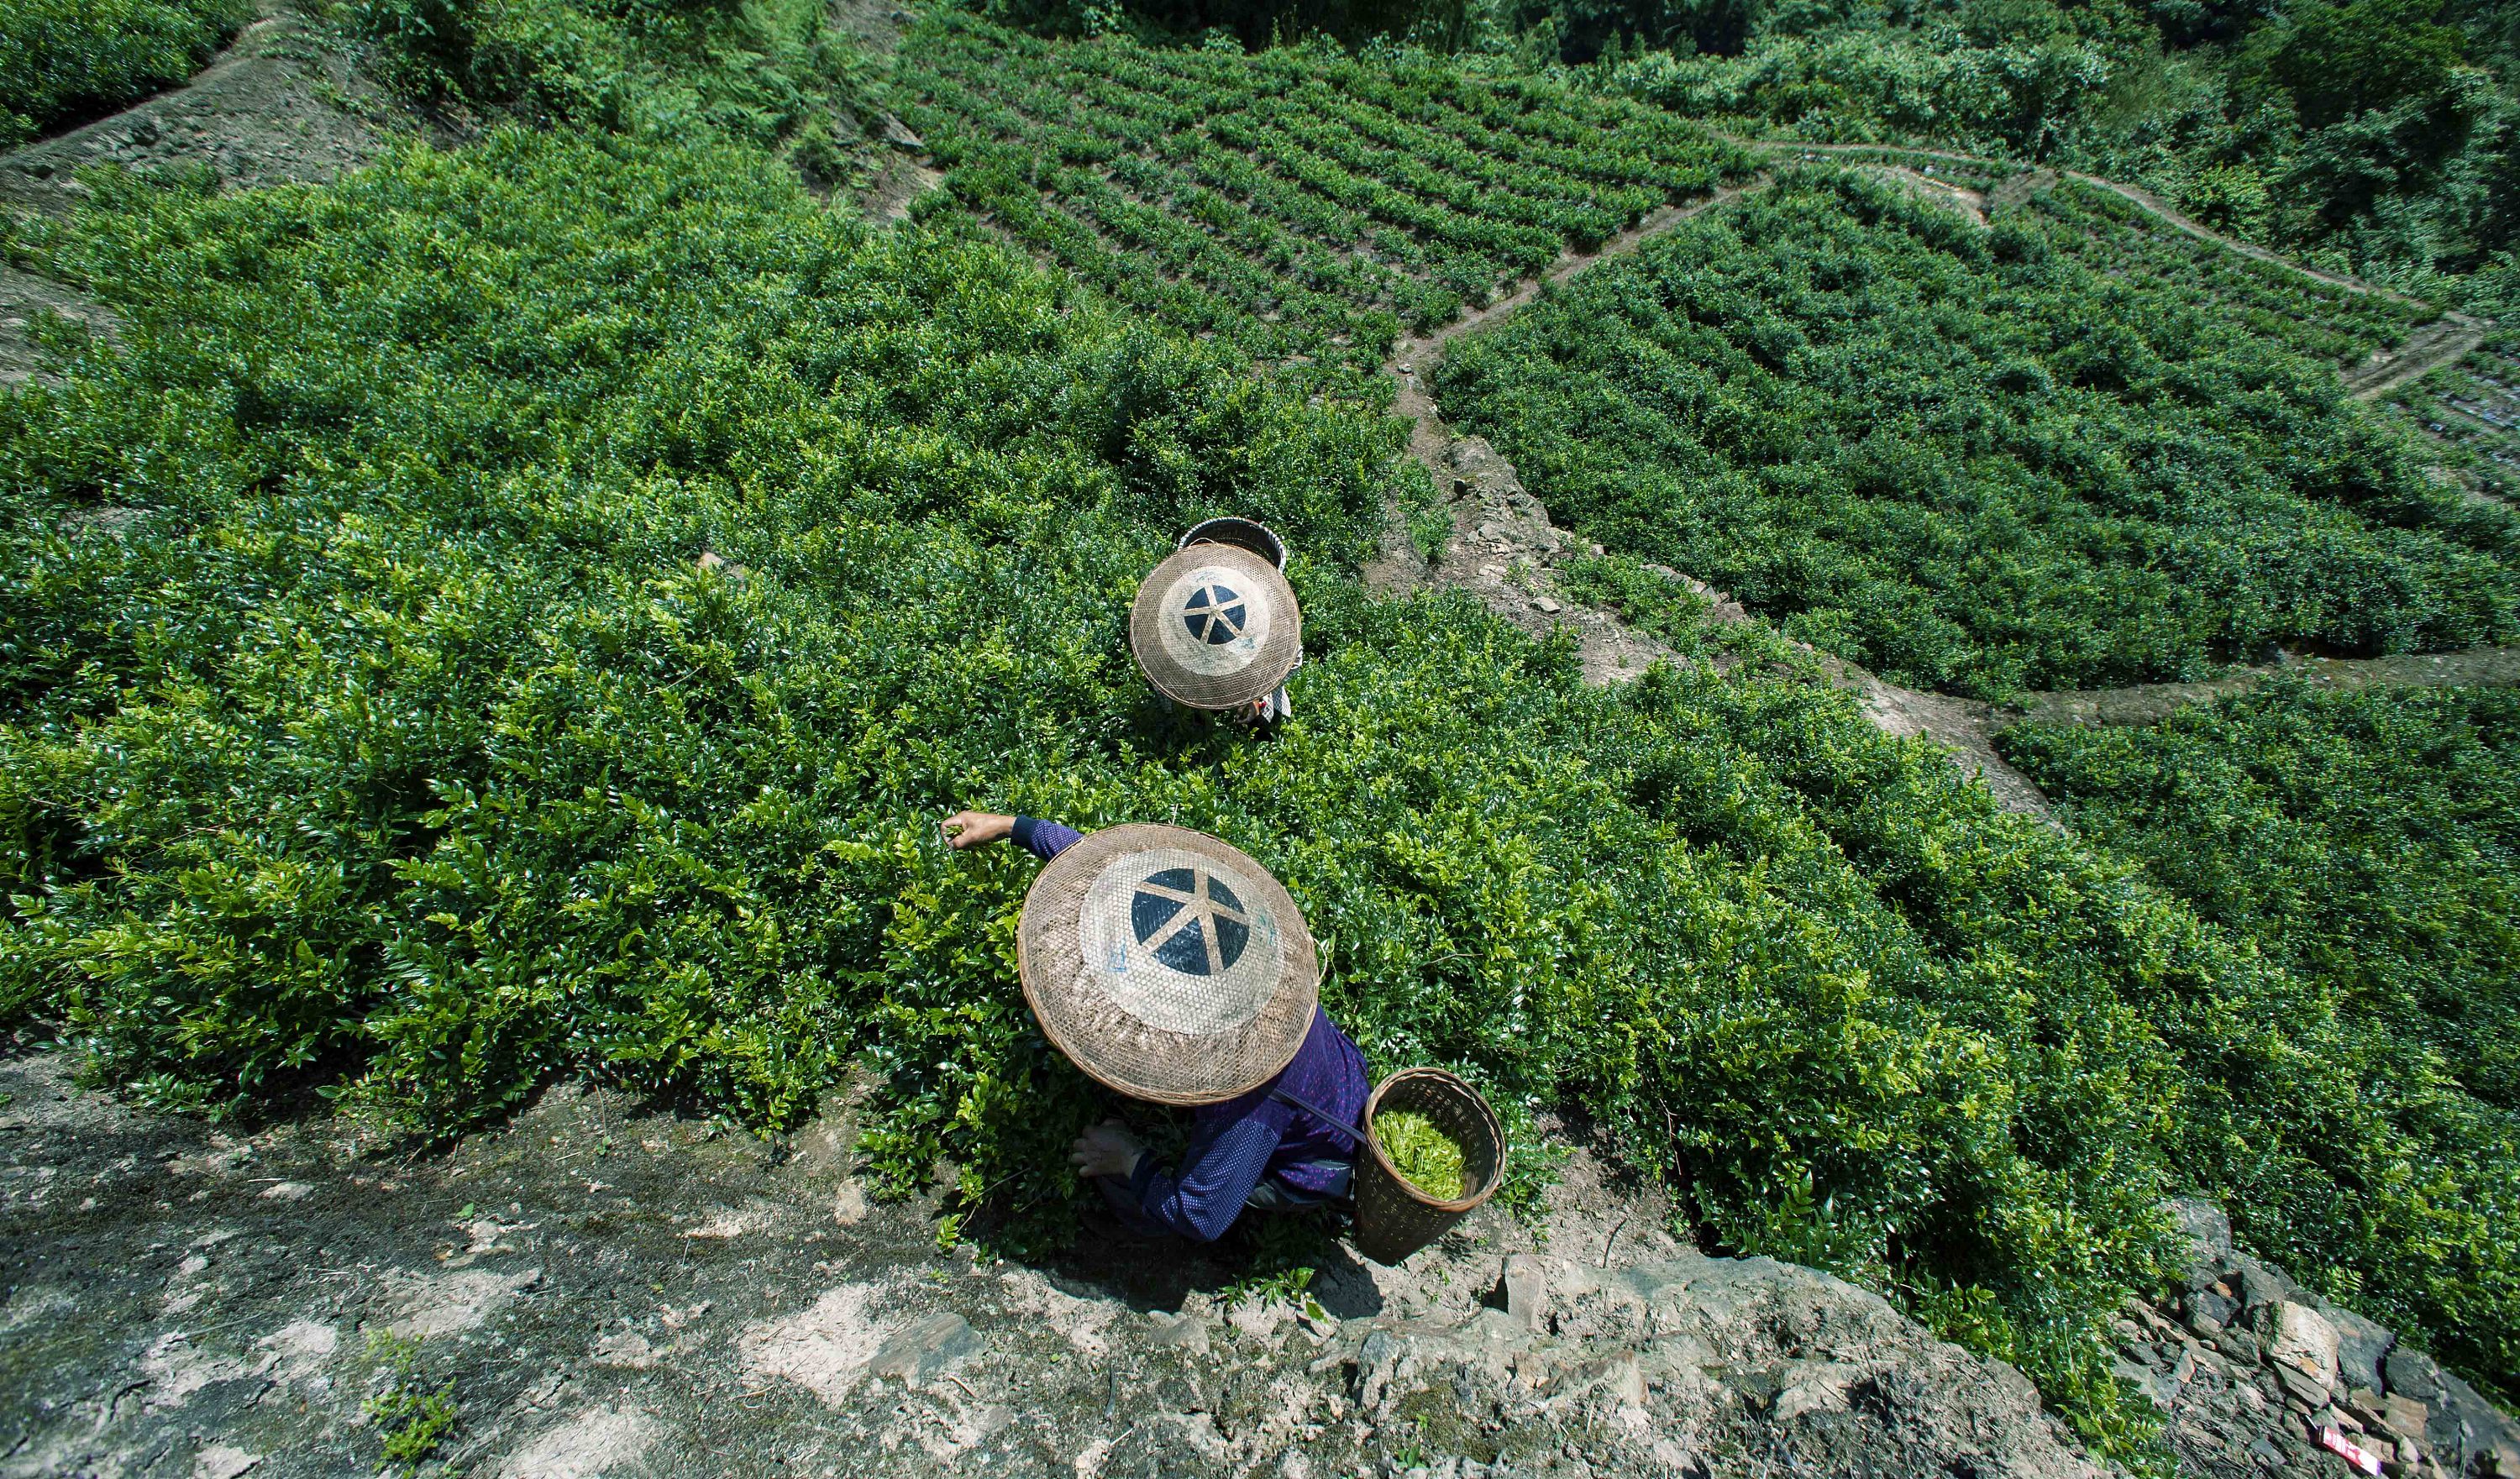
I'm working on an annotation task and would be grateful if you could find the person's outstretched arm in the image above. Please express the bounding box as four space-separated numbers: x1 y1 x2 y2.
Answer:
942 810 1083 860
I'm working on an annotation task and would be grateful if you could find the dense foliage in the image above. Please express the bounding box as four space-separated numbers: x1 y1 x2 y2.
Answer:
345 0 890 173
1565 0 2520 295
0 0 251 145
2003 683 2520 1114
8 123 2520 1429
899 13 1751 384
1436 167 2520 696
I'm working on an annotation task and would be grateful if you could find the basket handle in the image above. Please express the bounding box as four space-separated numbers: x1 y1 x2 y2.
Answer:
1269 1085 1366 1152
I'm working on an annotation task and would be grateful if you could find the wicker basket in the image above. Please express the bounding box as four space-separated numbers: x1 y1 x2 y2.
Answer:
1352 1067 1505 1265
1178 517 1287 570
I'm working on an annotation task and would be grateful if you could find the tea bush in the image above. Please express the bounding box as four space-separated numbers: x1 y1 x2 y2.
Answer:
1436 167 2520 698
2004 683 2520 1114
349 0 887 155
0 0 252 145
898 14 1753 385
3 42 2517 1432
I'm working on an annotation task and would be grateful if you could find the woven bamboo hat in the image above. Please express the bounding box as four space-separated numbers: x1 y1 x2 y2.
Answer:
1129 543 1302 711
1016 824 1318 1105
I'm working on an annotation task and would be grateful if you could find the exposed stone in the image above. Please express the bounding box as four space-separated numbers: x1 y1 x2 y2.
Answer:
2187 1288 2239 1334
2388 1346 2449 1404
2270 1301 2341 1387
192 1445 261 1479
876 113 923 150
2118 1357 2176 1410
2164 1198 2233 1290
866 1313 978 1388
2325 1302 2394 1395
1497 1254 1549 1334
2273 1359 2328 1408
1147 1311 1212 1357
2381 1392 2432 1442
2235 1256 2299 1313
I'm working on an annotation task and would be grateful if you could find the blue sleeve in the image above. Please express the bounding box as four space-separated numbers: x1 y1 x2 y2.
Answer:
1011 817 1084 861
1126 1103 1287 1242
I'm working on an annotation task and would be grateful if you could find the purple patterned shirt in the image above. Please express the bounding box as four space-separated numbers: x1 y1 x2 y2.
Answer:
1012 816 1370 1241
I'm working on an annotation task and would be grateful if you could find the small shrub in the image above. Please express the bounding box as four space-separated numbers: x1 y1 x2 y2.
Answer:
363 1333 458 1473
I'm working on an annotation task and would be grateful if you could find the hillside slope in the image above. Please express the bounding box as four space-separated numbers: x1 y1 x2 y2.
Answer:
3 4 2519 1466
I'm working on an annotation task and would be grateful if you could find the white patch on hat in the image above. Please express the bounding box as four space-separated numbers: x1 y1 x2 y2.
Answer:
1077 847 1285 1036
1153 564 1274 679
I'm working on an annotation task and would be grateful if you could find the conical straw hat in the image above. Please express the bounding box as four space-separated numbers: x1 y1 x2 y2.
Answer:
1129 543 1302 711
1017 824 1319 1105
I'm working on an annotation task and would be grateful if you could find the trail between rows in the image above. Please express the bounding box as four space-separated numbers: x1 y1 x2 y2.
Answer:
1375 160 2520 823
1750 139 2496 398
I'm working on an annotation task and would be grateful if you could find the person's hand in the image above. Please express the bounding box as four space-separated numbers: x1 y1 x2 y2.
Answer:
1069 1119 1146 1180
942 810 1014 850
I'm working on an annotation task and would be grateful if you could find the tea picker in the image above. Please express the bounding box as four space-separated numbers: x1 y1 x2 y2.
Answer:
940 811 1506 1261
1133 519 1303 727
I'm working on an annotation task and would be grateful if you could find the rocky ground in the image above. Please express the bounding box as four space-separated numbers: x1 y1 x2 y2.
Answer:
13 1041 2517 1479
0 5 391 221
5 1043 2128 1479
2131 1202 2520 1479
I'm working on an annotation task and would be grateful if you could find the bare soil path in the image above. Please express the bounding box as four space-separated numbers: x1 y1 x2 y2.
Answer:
1377 143 2520 821
2008 646 2520 729
2342 313 2492 400
0 0 395 391
1368 176 2066 821
828 0 942 223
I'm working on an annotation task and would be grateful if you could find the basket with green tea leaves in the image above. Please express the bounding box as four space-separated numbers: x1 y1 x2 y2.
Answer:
1352 1068 1502 1263
1371 1109 1467 1201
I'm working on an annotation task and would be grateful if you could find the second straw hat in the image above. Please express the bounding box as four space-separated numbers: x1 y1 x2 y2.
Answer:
1017 824 1319 1104
1129 543 1302 711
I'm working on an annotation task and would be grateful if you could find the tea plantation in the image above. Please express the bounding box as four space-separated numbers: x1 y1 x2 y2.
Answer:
0 0 250 145
3 0 2519 1453
898 13 1753 384
2006 684 2520 1115
1435 167 2520 698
